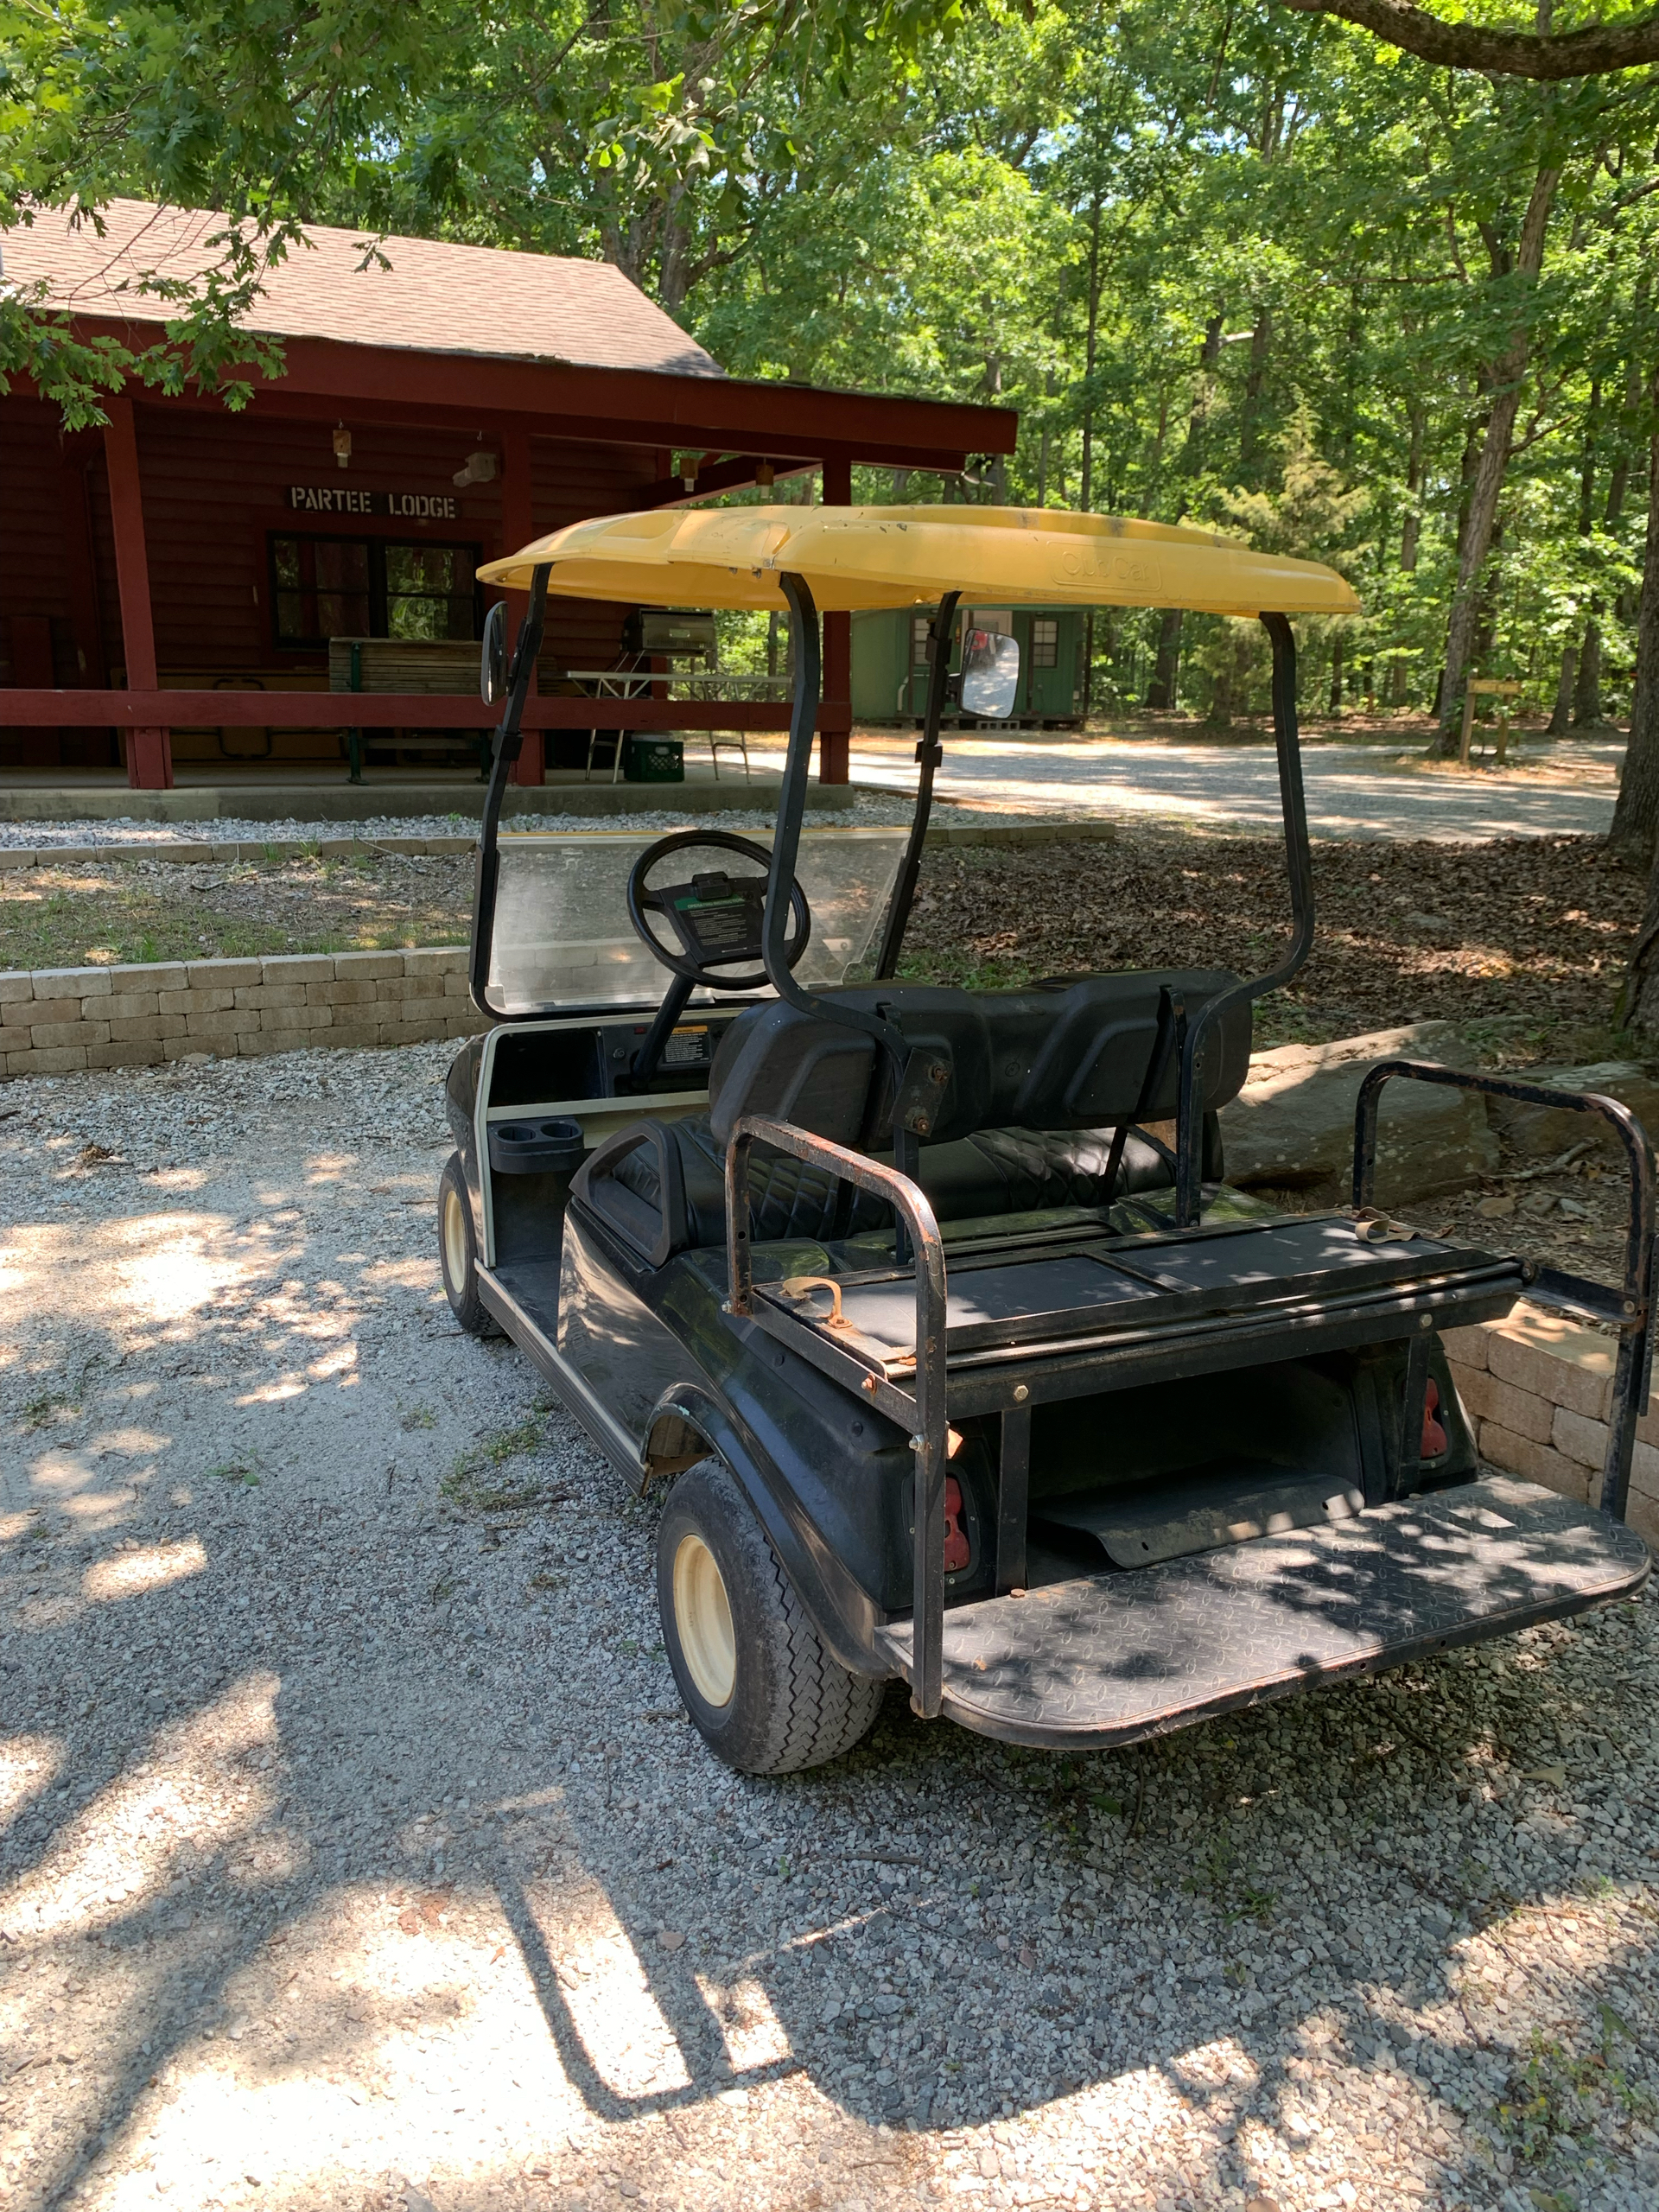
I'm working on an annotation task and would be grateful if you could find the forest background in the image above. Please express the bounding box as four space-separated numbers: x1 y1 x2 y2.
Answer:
3 0 1659 758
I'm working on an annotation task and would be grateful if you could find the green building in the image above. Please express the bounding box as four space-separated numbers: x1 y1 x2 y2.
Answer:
849 602 1085 728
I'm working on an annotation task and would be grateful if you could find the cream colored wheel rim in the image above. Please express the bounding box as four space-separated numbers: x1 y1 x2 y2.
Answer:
673 1532 736 1709
442 1180 471 1294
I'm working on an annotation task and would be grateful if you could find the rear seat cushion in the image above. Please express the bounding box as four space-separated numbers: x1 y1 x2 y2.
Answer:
604 1112 1220 1252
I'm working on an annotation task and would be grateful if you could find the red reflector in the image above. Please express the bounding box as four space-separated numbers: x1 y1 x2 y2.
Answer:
1422 1376 1448 1459
943 1475 970 1573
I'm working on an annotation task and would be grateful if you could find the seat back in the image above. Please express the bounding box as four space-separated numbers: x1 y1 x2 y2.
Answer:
707 972 1251 1148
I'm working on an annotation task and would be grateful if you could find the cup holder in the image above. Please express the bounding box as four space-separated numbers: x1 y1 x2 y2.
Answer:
488 1116 586 1175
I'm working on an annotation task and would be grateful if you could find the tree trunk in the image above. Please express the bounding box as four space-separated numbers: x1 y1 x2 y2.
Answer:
1329 633 1344 715
1147 610 1183 710
1239 311 1272 479
1547 643 1578 734
1572 617 1603 727
1608 371 1659 873
1433 167 1560 757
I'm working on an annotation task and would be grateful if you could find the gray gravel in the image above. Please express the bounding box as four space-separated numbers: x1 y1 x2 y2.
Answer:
5 1040 1659 2212
0 795 950 851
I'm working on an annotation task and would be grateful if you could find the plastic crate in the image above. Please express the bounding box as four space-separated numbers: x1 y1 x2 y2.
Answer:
625 736 685 783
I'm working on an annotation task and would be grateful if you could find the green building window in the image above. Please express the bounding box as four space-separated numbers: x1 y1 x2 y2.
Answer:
1031 617 1059 669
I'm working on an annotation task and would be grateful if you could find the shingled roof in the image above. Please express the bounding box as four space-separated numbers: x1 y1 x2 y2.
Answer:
1 199 724 379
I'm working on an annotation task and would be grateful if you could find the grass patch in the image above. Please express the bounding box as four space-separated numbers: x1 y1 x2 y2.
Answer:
0 852 471 974
440 1411 565 1513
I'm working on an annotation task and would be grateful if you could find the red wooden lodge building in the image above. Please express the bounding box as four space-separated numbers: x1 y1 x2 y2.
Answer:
0 200 1014 793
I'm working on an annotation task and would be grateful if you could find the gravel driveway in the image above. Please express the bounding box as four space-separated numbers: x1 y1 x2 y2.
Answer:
6 1043 1659 2212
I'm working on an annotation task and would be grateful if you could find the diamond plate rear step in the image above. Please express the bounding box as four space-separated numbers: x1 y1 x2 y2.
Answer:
875 1475 1649 1750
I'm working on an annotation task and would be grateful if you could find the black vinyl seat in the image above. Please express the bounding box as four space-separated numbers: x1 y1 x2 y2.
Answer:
607 1111 1223 1250
573 969 1249 1262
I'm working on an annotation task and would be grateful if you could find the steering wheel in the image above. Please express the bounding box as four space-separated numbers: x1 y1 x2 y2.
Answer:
626 830 810 993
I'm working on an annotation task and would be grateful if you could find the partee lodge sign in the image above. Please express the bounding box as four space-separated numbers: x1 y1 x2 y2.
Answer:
287 487 461 520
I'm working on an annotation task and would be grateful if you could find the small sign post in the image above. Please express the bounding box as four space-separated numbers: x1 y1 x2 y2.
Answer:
1459 678 1523 769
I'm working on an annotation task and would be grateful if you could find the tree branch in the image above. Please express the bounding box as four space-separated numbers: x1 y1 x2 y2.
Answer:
1273 0 1659 79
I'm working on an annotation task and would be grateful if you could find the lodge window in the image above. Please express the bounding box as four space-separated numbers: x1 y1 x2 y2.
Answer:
912 615 931 664
1031 617 1059 669
270 535 482 648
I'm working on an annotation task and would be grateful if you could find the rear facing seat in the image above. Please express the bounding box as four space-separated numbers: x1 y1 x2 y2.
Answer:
574 970 1251 1260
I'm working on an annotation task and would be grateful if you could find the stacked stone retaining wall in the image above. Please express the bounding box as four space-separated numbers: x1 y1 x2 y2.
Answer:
1444 1306 1659 1547
0 947 482 1077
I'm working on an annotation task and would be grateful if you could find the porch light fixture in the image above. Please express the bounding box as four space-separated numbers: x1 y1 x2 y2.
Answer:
333 423 352 467
454 448 499 488
679 453 700 493
755 461 775 488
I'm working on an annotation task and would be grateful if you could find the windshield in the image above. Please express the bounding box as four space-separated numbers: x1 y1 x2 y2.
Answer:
486 827 912 1017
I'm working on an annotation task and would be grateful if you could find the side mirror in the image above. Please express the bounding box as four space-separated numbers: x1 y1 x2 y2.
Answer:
960 627 1020 719
480 601 508 706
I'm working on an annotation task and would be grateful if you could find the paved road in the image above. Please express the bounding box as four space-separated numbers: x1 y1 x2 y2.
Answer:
839 734 1623 842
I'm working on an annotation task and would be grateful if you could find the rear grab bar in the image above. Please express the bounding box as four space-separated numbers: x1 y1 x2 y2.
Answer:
723 1113 951 1720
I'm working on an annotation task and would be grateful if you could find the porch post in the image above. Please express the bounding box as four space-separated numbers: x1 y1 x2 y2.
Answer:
500 426 543 787
819 452 852 783
103 396 172 790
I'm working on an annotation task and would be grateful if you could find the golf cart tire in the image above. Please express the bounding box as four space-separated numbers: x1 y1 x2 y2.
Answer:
658 1459 884 1775
438 1151 499 1338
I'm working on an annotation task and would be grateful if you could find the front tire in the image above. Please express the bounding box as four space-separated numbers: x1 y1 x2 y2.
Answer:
438 1151 499 1337
658 1459 883 1775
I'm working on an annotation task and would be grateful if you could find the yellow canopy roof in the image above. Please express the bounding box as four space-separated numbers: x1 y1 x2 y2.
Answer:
478 504 1359 617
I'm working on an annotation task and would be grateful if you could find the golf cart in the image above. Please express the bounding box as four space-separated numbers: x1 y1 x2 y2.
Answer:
437 505 1652 1775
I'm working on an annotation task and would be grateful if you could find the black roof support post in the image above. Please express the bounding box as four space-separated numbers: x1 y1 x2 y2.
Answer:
1173 610 1316 1224
874 589 961 981
469 563 550 1019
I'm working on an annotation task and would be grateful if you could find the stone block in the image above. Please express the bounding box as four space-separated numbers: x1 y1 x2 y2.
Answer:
259 1003 333 1033
1457 1367 1554 1444
375 1020 442 1047
332 951 404 981
0 974 35 1006
0 1025 35 1054
34 965 111 997
109 962 188 993
395 996 451 1029
319 978 380 1007
88 1039 163 1070
188 958 263 989
1487 1311 1615 1421
1222 1021 1496 1203
185 1008 251 1040
162 1036 215 1061
34 1019 111 1051
234 983 308 1010
232 1029 293 1056
1486 1063 1659 1161
1624 1491 1659 1550
160 987 235 1016
442 970 474 996
445 1010 487 1037
259 954 337 985
26 997 86 1028
108 1015 172 1044
105 992 161 1022
403 945 467 977
7 1045 90 1075
1554 1407 1609 1470
1478 1421 1589 1503
1439 1323 1493 1372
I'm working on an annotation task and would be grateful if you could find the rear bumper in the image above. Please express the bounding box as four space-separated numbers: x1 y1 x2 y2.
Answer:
875 1474 1649 1750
